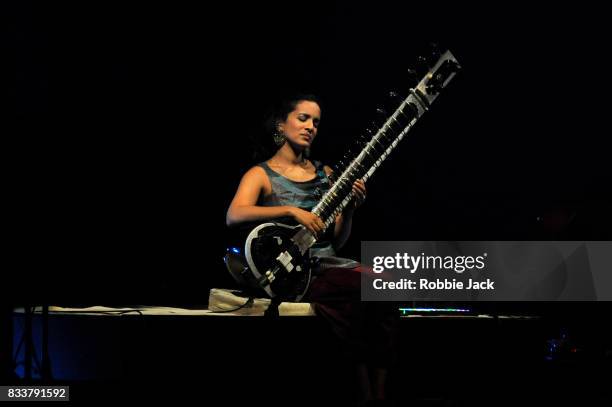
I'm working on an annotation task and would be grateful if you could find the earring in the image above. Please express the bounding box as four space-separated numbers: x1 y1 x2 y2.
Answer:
273 129 285 146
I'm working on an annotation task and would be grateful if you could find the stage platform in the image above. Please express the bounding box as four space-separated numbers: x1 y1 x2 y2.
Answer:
9 290 612 405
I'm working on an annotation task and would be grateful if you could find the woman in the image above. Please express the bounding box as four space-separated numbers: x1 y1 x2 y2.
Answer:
226 93 396 407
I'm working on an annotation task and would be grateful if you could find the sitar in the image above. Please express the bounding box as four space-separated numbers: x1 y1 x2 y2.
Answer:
225 48 461 302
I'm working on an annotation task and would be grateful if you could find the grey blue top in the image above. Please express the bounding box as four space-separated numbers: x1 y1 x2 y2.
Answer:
257 161 359 269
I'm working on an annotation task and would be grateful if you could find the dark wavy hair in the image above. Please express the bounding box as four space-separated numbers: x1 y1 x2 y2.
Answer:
250 93 321 162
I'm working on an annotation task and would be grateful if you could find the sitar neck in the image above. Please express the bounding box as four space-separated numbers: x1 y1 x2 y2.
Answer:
313 50 460 228
292 49 460 254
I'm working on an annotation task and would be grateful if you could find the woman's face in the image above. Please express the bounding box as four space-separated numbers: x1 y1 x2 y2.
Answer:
278 100 321 149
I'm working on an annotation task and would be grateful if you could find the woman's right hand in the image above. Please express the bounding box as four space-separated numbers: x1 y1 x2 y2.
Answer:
288 207 326 237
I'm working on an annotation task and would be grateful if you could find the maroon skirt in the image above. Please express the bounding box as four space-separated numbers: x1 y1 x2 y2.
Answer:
303 265 399 367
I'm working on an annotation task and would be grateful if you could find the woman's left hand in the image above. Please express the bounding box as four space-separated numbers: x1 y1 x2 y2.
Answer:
351 179 367 209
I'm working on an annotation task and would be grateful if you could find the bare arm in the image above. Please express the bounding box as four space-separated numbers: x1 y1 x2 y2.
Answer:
226 166 326 236
226 166 292 225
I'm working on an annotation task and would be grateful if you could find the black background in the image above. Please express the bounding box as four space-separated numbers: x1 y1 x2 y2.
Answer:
5 1 611 306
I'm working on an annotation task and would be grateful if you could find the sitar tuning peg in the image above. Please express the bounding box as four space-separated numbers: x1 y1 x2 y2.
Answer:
373 108 389 129
387 90 404 102
364 126 376 137
375 107 388 118
358 134 370 146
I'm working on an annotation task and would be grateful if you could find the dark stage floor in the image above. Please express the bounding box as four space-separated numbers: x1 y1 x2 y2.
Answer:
7 304 612 406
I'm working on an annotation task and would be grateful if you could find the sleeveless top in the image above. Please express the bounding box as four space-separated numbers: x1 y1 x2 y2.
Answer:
257 161 359 269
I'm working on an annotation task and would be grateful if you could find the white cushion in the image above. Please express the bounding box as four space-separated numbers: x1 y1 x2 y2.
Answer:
207 288 315 316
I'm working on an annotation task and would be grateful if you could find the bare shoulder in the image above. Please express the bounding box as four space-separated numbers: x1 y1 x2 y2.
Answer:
243 165 267 180
240 165 271 195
